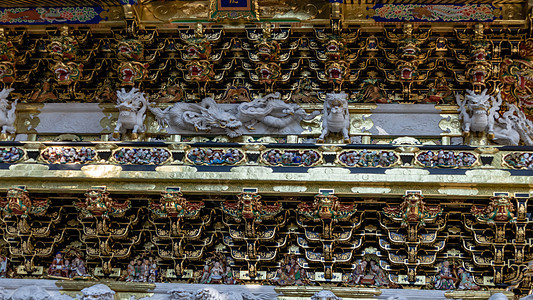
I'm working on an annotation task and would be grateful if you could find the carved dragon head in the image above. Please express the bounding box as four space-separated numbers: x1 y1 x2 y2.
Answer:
325 91 348 113
116 87 145 111
465 89 491 112
0 88 13 109
198 97 242 137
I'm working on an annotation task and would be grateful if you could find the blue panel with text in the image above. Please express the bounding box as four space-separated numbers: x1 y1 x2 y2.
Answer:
220 0 248 8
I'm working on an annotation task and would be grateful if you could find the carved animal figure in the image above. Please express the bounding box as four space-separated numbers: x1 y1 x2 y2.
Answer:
113 88 148 138
311 290 341 300
81 284 115 300
456 89 501 139
493 103 533 146
488 294 511 300
149 97 243 137
236 92 320 130
194 288 226 300
0 88 18 135
168 288 193 300
317 91 350 143
9 286 51 300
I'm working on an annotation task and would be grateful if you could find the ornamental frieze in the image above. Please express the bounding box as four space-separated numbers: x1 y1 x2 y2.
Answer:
186 148 244 165
112 147 171 165
337 150 398 168
415 150 478 168
41 146 97 164
0 147 24 163
503 152 533 169
261 149 321 167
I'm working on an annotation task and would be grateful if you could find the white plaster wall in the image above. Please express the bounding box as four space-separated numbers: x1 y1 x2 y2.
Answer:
34 103 105 134
369 104 445 136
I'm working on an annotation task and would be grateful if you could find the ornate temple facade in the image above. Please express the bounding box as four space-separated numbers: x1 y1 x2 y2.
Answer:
0 0 530 299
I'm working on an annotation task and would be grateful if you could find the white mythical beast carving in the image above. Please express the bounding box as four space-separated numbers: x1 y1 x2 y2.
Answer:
311 290 342 300
194 288 228 300
456 89 501 140
80 284 115 300
9 286 52 300
167 288 271 300
149 93 318 137
113 87 148 138
317 91 350 143
149 97 243 138
168 288 193 300
236 92 320 130
0 88 18 135
488 294 510 300
457 89 533 146
493 103 533 146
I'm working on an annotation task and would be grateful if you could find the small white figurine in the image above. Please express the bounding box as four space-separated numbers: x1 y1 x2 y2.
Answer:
456 89 500 140
318 91 350 143
113 87 148 139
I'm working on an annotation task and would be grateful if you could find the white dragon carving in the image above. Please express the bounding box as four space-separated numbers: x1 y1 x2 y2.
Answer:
317 91 350 143
236 92 320 130
149 93 319 137
113 87 148 138
149 97 243 138
456 89 501 140
311 290 342 300
167 288 273 300
0 88 18 135
493 103 533 146
457 89 533 146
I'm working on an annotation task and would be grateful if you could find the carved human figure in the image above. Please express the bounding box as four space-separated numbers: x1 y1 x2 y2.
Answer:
273 262 295 286
148 260 158 283
48 252 69 277
199 263 211 284
0 254 7 278
208 261 224 283
113 87 148 138
140 259 150 282
0 88 17 135
369 260 390 287
349 259 367 285
318 91 350 143
293 264 310 285
69 253 87 278
457 267 480 290
224 266 236 285
434 261 456 290
135 259 143 281
125 260 135 282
